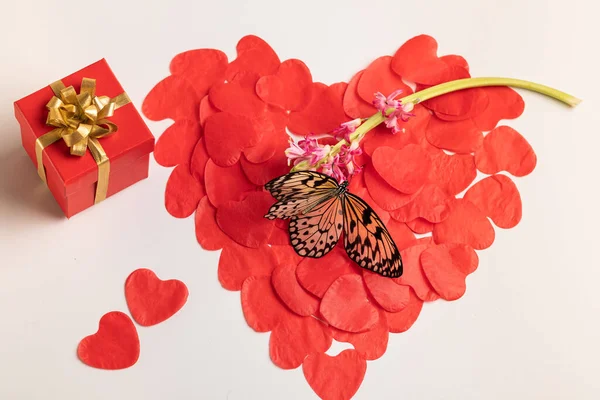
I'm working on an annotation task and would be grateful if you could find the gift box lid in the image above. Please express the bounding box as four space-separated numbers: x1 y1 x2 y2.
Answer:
14 59 155 197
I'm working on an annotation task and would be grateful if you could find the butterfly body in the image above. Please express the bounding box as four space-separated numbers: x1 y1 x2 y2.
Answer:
264 171 402 278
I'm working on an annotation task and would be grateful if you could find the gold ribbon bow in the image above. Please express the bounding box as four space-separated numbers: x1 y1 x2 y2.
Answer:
35 78 130 204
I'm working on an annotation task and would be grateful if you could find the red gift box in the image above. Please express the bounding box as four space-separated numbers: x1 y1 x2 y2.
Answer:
14 59 155 218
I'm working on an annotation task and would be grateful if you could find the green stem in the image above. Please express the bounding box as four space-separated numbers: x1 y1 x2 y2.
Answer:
291 77 580 172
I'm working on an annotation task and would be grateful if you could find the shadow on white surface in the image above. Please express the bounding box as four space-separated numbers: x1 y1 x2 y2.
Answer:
0 140 64 224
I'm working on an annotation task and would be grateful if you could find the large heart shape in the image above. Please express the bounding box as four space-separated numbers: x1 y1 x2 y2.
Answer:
77 311 140 370
303 349 367 400
256 59 313 111
216 191 275 248
125 269 189 326
320 274 379 333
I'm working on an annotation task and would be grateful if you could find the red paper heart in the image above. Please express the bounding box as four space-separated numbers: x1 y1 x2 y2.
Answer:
433 198 495 249
241 276 290 332
357 56 412 103
142 76 200 122
169 49 228 97
472 87 524 131
385 288 424 333
330 308 389 361
194 196 231 251
125 269 189 326
427 149 477 196
363 165 421 211
204 112 262 167
391 35 450 85
390 184 451 223
320 274 379 333
303 349 367 400
296 248 361 298
204 160 257 207
77 311 140 370
165 164 205 218
343 71 377 119
199 95 219 127
216 191 275 248
240 152 290 186
288 82 348 135
225 35 280 81
474 126 537 177
209 71 266 118
256 59 313 111
154 120 201 167
420 246 467 301
269 315 331 369
218 243 279 290
426 115 483 154
372 145 431 194
272 263 320 317
363 271 410 312
394 244 439 302
464 174 522 228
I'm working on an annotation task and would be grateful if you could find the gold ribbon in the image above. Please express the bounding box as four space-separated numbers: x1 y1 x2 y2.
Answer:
35 78 130 204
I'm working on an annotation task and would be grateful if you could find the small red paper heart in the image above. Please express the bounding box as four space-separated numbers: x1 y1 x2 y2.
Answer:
426 115 483 154
390 184 451 223
433 198 495 250
256 59 313 111
363 165 421 211
272 263 320 317
372 145 431 194
288 82 348 135
165 164 205 218
296 248 360 298
218 243 279 291
169 49 228 97
427 149 477 196
124 269 189 327
142 75 200 122
209 71 266 118
464 174 522 228
194 196 231 251
320 274 379 333
225 35 280 81
154 120 201 167
391 35 450 85
394 244 439 302
303 349 367 400
363 270 410 312
77 311 140 370
420 246 467 301
343 71 377 119
329 308 389 361
241 276 290 332
472 87 524 131
216 191 275 248
357 56 412 103
204 112 262 167
269 315 331 370
204 160 257 207
474 126 537 177
385 288 424 333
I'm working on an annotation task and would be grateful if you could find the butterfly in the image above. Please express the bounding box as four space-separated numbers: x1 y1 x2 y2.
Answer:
264 171 402 278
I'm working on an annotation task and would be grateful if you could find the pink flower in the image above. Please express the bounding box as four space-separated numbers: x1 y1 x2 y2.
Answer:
332 118 362 141
320 140 363 183
285 135 331 166
373 90 415 134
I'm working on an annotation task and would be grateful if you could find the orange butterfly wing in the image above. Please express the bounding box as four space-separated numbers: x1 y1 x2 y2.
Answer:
343 193 403 277
289 195 344 258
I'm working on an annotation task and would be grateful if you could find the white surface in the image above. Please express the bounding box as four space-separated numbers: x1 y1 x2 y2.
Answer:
1 0 599 399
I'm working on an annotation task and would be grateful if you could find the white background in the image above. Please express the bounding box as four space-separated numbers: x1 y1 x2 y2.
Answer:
1 0 599 399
